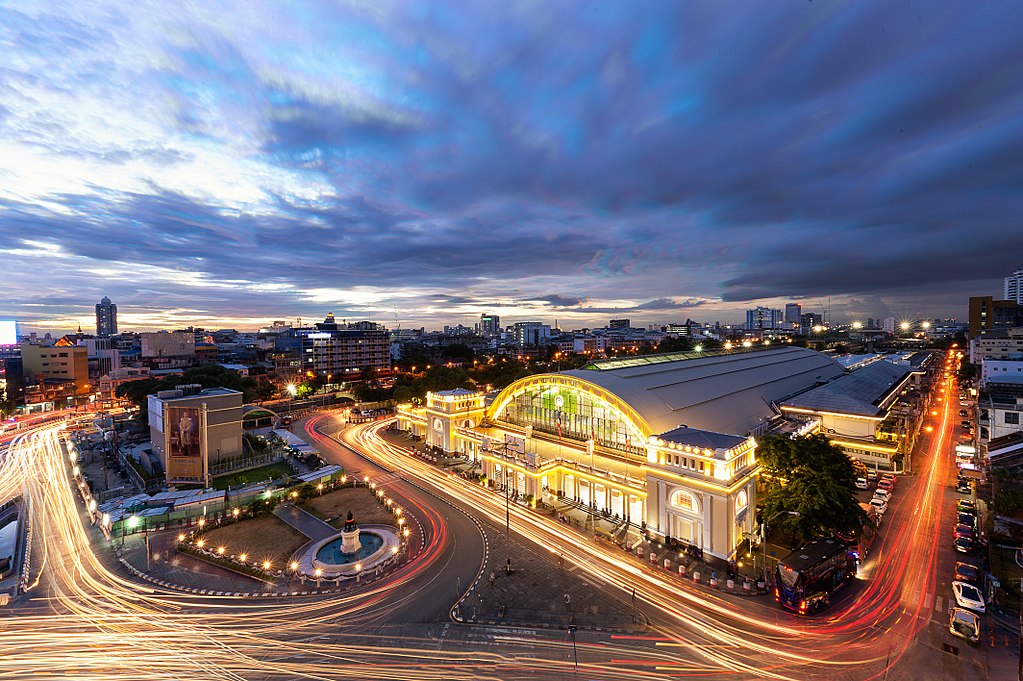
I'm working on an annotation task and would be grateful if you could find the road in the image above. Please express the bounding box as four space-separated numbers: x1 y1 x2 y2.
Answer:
0 360 1016 679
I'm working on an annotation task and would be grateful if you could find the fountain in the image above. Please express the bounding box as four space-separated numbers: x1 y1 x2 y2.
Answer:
340 510 362 554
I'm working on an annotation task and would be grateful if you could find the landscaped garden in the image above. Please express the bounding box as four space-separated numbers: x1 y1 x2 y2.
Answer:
200 514 309 569
299 486 398 529
211 462 292 490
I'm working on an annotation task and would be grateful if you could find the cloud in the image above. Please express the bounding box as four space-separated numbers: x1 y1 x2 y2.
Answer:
1 1 1020 332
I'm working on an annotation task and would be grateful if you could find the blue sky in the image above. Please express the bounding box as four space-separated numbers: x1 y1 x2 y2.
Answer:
1 1 1021 333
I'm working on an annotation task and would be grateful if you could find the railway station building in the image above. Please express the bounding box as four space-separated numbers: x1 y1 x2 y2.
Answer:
396 346 845 562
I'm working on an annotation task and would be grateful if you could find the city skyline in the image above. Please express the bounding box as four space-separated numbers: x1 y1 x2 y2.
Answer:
2 2 1021 332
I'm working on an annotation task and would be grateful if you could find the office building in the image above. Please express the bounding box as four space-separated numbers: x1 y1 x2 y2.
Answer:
746 307 781 331
513 321 551 347
784 304 801 329
141 331 197 362
20 343 91 401
970 328 1023 364
479 313 501 337
148 385 244 484
275 314 391 381
95 296 118 337
968 296 1023 339
1005 269 1023 304
609 319 631 329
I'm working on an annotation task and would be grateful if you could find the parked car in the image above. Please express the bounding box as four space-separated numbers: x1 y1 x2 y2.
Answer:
957 513 978 529
855 477 868 490
953 536 975 554
957 499 978 514
877 479 894 492
870 498 888 515
952 581 986 613
953 524 975 540
955 481 972 494
949 607 981 643
953 562 982 587
866 470 878 481
880 473 897 486
873 488 892 502
959 409 968 417
961 420 971 428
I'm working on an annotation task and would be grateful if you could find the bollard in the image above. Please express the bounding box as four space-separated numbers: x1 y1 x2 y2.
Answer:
678 565 686 577
756 578 765 590
663 558 671 570
744 580 752 592
726 579 734 591
649 552 656 563
709 577 717 589
636 546 644 557
693 571 701 583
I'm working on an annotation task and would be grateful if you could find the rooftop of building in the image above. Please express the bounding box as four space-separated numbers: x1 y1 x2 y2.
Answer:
152 386 242 402
557 345 844 437
780 360 916 417
655 425 749 452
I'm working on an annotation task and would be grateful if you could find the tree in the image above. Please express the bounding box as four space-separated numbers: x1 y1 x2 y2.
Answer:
756 434 871 544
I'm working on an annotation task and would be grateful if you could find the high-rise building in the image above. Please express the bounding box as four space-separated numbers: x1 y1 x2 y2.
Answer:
479 313 501 337
784 303 801 328
609 319 631 329
95 296 117 337
746 307 781 331
882 317 896 334
1005 269 1023 304
513 321 551 347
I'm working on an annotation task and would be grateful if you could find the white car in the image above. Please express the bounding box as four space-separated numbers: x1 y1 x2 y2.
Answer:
952 581 986 613
873 488 891 502
869 498 888 515
855 477 868 490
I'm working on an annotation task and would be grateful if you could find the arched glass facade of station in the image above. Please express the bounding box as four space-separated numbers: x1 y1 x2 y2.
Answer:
490 375 647 455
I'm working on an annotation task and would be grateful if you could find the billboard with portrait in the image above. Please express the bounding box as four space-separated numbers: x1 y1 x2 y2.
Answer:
167 406 201 458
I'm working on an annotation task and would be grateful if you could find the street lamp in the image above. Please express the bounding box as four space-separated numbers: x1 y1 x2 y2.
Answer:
761 510 800 583
286 383 297 419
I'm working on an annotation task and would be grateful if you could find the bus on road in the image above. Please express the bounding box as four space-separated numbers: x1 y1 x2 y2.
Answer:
775 538 855 614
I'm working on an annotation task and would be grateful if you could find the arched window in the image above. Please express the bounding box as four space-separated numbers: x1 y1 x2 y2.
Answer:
736 489 749 512
670 489 698 512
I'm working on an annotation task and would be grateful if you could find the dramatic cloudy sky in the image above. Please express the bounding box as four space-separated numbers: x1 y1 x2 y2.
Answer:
1 1 1021 333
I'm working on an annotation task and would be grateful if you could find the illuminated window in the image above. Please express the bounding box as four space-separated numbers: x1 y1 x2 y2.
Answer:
669 489 697 511
736 489 749 512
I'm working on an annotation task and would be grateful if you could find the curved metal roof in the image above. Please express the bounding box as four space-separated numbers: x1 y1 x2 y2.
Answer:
559 346 844 437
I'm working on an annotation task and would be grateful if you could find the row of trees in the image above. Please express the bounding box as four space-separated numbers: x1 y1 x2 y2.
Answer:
116 365 277 419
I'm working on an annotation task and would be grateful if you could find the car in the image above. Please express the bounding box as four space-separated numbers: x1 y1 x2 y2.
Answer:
855 477 868 490
949 607 981 643
955 481 972 494
957 499 978 514
957 513 978 529
952 581 986 613
961 420 971 428
959 409 969 417
877 479 893 492
954 562 982 587
953 536 975 554
881 472 897 485
953 524 975 540
873 488 891 502
866 470 878 481
870 498 888 515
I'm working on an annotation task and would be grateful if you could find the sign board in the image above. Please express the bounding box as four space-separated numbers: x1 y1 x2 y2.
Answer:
503 433 525 453
0 321 16 346
955 445 977 455
147 395 164 433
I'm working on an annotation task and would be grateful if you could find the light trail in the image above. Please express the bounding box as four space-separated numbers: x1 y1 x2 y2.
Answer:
0 364 958 681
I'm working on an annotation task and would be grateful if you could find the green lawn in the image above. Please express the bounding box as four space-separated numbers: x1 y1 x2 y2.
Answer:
211 463 292 490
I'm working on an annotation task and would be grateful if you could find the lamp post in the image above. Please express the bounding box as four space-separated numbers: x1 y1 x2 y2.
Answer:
761 510 800 584
286 383 297 420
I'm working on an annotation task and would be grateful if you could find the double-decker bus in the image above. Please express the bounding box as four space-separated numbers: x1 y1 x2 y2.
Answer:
774 537 855 614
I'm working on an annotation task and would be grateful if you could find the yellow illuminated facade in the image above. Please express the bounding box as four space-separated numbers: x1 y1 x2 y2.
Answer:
396 375 759 561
